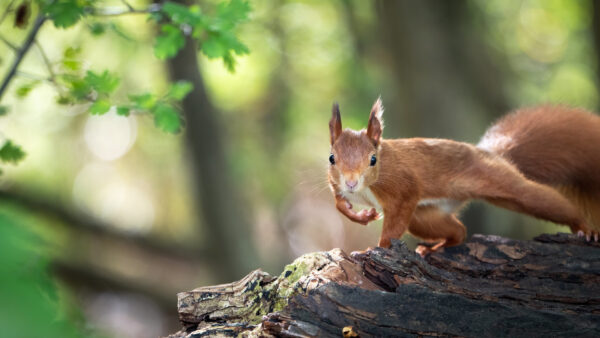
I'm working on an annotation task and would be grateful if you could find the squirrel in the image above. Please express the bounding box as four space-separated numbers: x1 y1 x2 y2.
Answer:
328 98 600 255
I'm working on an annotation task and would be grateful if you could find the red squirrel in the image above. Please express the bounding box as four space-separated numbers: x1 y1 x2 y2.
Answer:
328 99 600 255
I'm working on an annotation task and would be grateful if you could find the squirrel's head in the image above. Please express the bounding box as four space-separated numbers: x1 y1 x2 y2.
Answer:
328 98 384 194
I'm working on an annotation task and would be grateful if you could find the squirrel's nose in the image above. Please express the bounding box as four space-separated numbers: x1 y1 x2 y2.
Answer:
345 180 357 190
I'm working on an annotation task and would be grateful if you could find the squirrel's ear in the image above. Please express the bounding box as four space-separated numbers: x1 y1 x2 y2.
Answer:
329 102 342 145
367 97 384 146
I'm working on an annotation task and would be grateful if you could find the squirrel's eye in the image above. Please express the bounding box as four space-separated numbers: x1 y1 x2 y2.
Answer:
370 155 377 166
329 154 335 165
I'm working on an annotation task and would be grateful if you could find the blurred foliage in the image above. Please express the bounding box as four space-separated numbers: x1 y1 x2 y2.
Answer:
0 209 87 337
152 0 251 71
475 0 597 109
0 140 26 174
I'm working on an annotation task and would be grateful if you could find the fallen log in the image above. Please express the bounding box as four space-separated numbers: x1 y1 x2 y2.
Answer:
167 233 600 337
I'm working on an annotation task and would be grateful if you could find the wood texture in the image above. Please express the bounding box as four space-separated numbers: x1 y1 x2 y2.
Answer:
168 233 600 337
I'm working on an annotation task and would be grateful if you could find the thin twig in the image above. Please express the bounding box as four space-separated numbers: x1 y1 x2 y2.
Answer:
88 4 161 17
120 0 135 12
0 34 17 51
35 40 56 80
0 15 46 102
34 39 64 94
16 71 50 81
0 0 17 26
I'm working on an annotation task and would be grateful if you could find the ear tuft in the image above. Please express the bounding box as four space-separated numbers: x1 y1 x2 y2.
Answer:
329 102 342 145
367 97 384 146
371 96 384 126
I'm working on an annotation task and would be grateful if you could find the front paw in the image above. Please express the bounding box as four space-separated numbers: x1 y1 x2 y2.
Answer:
355 208 379 225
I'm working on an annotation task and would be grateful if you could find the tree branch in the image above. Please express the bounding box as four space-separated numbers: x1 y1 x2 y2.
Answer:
0 34 17 51
15 71 50 81
0 0 17 26
0 14 46 102
34 39 64 95
87 4 161 17
35 40 55 79
120 0 135 12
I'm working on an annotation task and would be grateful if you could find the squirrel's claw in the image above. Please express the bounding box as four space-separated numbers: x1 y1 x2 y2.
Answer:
576 229 599 242
415 245 431 257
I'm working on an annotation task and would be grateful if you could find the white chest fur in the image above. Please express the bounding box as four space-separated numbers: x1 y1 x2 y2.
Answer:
417 198 463 214
341 188 382 211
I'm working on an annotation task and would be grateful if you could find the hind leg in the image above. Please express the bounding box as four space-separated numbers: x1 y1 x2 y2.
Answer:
558 187 600 241
409 205 466 256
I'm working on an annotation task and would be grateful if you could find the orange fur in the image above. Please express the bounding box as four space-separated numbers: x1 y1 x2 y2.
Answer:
479 105 600 231
328 101 599 254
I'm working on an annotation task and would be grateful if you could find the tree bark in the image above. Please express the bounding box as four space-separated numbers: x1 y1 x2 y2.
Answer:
165 2 257 282
168 233 600 337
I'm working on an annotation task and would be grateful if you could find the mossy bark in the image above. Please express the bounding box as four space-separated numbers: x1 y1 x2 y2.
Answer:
168 233 600 337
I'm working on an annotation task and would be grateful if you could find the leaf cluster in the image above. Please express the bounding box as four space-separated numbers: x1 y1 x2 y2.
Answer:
124 80 193 133
0 140 26 172
11 44 194 134
37 0 251 71
2 0 249 169
153 0 251 71
39 0 94 28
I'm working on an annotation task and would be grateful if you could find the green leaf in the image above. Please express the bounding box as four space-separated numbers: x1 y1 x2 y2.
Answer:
89 22 106 36
201 34 226 58
0 106 9 116
153 104 182 133
222 52 236 72
56 96 73 105
167 81 193 100
62 59 81 71
148 11 164 23
89 99 111 115
0 141 25 164
41 0 86 28
63 46 81 59
129 93 157 110
15 81 39 98
154 24 185 60
64 76 91 100
202 32 249 71
214 0 251 29
85 70 120 95
116 106 130 116
162 2 203 26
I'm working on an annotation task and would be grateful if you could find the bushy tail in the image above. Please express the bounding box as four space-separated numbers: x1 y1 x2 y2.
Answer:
477 105 600 230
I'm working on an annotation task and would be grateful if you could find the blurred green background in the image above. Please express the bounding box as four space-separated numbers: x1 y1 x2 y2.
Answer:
0 0 598 336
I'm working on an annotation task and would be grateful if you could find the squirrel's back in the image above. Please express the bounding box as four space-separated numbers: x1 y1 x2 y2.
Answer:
478 105 600 228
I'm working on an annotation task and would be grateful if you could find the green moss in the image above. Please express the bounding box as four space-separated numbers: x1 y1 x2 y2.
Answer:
235 252 331 321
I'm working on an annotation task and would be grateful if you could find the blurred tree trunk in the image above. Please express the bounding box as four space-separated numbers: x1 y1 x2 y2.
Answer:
374 0 509 140
373 0 511 234
165 2 257 282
